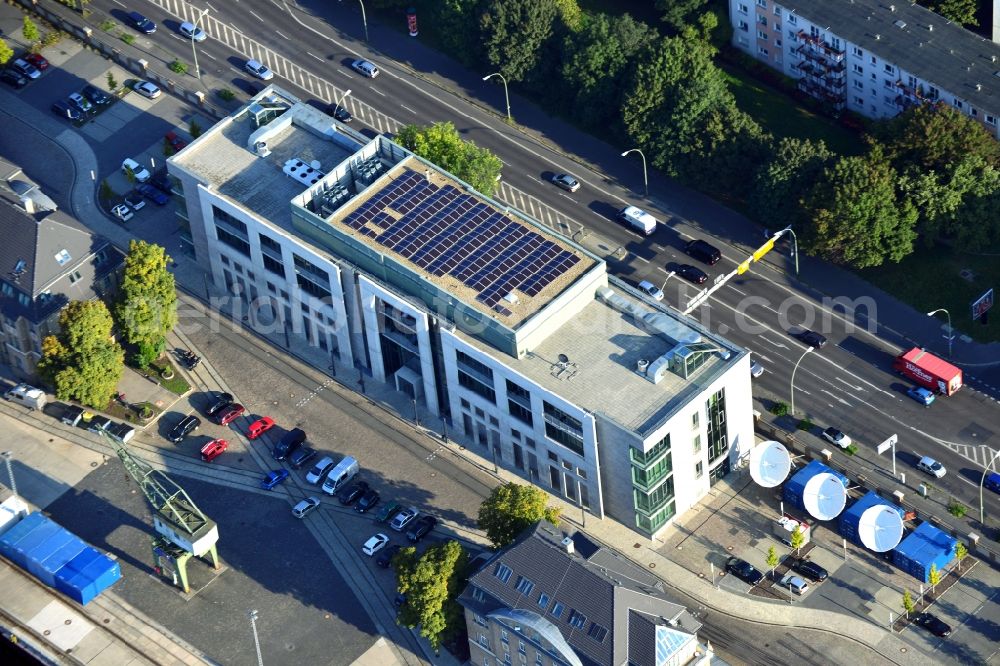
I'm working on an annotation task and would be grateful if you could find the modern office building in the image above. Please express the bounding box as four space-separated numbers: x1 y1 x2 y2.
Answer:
167 86 754 538
459 521 705 666
728 0 1000 137
0 158 124 379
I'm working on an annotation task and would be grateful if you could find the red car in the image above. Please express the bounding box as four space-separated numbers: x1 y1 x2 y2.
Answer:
25 53 50 71
216 403 245 426
247 416 275 440
200 438 228 462
165 131 186 151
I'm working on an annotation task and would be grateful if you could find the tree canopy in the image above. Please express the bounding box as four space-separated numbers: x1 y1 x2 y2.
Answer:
919 0 978 26
115 240 177 366
478 482 561 549
750 137 835 231
37 300 124 409
396 122 503 195
656 0 710 32
395 540 468 650
0 38 13 66
479 0 558 82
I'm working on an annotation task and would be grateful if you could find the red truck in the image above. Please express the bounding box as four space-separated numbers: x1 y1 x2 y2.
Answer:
893 347 962 395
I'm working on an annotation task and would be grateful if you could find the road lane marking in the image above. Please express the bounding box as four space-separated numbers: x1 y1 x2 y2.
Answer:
249 9 264 22
307 51 324 62
399 104 416 114
759 335 787 349
835 377 864 391
820 389 852 406
275 30 289 40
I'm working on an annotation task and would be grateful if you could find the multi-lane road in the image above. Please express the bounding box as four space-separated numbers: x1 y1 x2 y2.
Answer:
82 0 1000 523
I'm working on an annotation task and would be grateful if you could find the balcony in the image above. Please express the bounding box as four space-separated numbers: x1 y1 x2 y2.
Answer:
796 31 845 61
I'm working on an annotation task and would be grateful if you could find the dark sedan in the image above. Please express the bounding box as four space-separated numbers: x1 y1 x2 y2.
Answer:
376 544 402 569
51 100 81 121
725 557 764 585
205 393 233 417
676 264 707 285
796 329 827 348
329 104 352 123
137 182 169 205
127 11 156 34
406 515 438 543
168 414 201 443
913 612 951 637
354 488 381 513
338 480 370 505
791 559 828 582
82 84 113 105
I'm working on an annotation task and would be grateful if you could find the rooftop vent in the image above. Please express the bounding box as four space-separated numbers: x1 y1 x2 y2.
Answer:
893 20 906 29
54 250 71 266
253 141 271 157
503 292 519 305
637 358 649 375
875 33 881 40
284 158 325 186
977 83 983 91
889 4 896 11
561 536 575 555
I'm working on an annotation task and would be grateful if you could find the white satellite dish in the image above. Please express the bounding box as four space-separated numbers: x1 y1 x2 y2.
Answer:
748 441 791 488
802 472 847 521
858 505 904 552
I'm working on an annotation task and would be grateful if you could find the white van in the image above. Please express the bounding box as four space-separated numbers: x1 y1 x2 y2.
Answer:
321 456 359 496
617 206 657 235
4 383 46 410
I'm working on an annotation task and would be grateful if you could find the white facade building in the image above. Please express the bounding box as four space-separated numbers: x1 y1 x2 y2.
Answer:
728 0 1000 137
168 87 754 537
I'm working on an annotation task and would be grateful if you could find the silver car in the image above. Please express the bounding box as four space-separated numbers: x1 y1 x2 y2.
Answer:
179 21 207 42
245 59 274 81
292 497 321 519
132 80 161 99
550 173 580 193
305 456 335 484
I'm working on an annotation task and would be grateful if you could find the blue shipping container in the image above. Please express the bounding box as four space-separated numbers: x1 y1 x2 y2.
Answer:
29 533 87 588
54 548 122 606
893 522 956 583
839 491 905 548
783 461 850 514
0 512 59 569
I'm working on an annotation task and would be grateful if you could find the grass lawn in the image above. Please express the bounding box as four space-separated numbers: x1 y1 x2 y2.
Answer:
720 65 865 156
859 244 1000 343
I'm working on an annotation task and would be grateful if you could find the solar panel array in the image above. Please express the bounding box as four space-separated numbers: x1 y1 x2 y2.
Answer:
342 169 580 316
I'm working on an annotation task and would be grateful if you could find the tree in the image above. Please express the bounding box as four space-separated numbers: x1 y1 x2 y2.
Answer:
0 38 13 65
902 590 915 618
395 540 468 650
876 102 1000 174
750 137 835 232
802 146 917 268
430 0 481 65
115 240 177 366
22 16 40 43
552 0 583 32
478 482 561 549
789 526 806 556
656 0 709 32
766 545 780 578
106 71 117 92
396 122 503 195
925 0 978 26
928 563 941 593
954 542 968 572
37 300 124 409
479 0 558 82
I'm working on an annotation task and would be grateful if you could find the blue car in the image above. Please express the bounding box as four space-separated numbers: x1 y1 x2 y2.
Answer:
127 11 156 34
260 469 290 490
906 386 935 406
137 182 169 205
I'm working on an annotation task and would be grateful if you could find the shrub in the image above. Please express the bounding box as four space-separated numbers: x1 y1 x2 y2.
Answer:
217 88 235 101
189 120 202 138
106 71 118 92
844 444 858 456
769 402 789 417
100 20 116 32
41 31 64 47
796 418 813 431
948 501 967 518
168 59 188 75
119 32 135 45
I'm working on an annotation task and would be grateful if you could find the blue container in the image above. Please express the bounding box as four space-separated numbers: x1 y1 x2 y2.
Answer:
54 548 122 605
892 522 956 583
24 527 86 587
839 491 905 548
0 512 60 569
783 461 850 514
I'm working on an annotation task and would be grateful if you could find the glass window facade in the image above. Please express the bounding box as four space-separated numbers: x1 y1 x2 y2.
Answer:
543 402 583 455
706 388 728 464
457 351 496 403
506 379 533 426
631 434 675 534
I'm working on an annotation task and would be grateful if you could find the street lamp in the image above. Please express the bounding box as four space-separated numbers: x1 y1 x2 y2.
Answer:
926 308 953 358
482 73 511 123
780 226 800 275
358 0 369 42
980 448 1000 524
789 346 813 416
1 451 17 499
248 609 263 666
190 7 210 81
621 148 648 197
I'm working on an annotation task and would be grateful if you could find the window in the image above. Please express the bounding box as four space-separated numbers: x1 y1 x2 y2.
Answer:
927 86 939 100
515 576 535 596
695 461 704 478
216 225 251 257
535 655 543 666
501 630 509 642
293 254 331 299
787 13 796 25
691 411 699 429
495 563 513 584
852 64 863 75
852 46 863 57
550 602 564 619
68 271 82 284
757 30 767 40
773 6 780 15
587 623 608 643
567 610 587 629
475 614 488 627
577 468 587 479
738 20 748 31
525 437 536 449
479 635 490 649
472 586 487 602
854 96 864 106
954 100 963 110
459 370 496 403
870 56 877 65
458 351 497 403
543 402 584 455
538 593 550 610
883 79 895 90
775 38 781 47
504 652 511 664
561 460 573 471
547 451 558 462
693 435 701 453
757 15 767 27
518 641 526 655
461 398 471 410
756 0 766 6
987 115 997 126
757 46 769 57
738 2 748 13
707 389 728 464
883 64 895 75
506 379 533 426
484 660 491 666
972 107 979 117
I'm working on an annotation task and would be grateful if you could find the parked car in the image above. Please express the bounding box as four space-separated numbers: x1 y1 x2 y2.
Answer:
636 280 664 302
244 59 274 81
205 392 233 416
725 557 764 585
87 415 111 433
338 480 370 505
362 533 389 556
10 58 40 80
67 92 93 114
550 173 580 193
685 239 721 265
51 100 81 121
60 405 85 426
288 446 317 469
215 403 245 426
354 488 381 513
375 544 402 568
272 427 307 461
24 54 49 72
164 131 187 152
111 204 133 222
406 515 437 542
136 182 169 205
917 455 946 478
676 264 707 284
796 329 827 348
1 69 28 88
292 497 321 519
168 414 201 443
985 471 1000 494
906 385 935 406
260 469 290 490
791 559 828 582
124 190 146 211
350 59 379 78
750 360 764 378
122 158 150 183
132 80 161 99
375 501 402 523
913 612 951 637
305 456 335 485
200 438 228 462
328 104 352 122
127 11 157 34
245 416 275 440
779 574 809 595
821 427 852 449
178 21 207 41
149 169 174 195
390 506 419 532
82 84 112 105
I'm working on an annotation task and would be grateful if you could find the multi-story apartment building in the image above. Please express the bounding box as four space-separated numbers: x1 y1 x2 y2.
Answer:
728 0 1000 137
0 158 124 379
167 87 754 538
459 521 704 666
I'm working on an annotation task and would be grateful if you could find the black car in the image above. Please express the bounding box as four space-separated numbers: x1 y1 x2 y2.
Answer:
676 264 708 284
149 169 174 195
287 445 317 469
168 414 201 443
1 69 28 88
127 11 157 34
797 329 827 348
376 544 402 568
337 480 369 505
82 84 113 105
51 100 81 121
406 515 438 543
272 427 307 461
354 488 381 513
685 239 721 265
725 557 764 585
205 392 234 417
329 104 352 122
791 559 828 582
913 612 951 637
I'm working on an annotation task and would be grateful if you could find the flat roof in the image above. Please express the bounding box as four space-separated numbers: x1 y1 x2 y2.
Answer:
324 157 595 328
455 283 740 435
